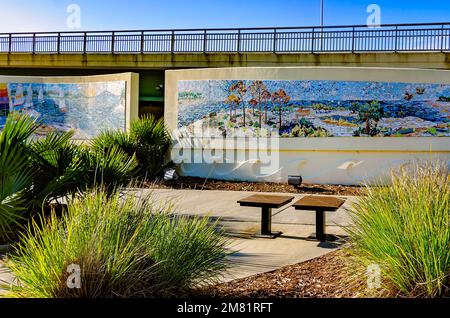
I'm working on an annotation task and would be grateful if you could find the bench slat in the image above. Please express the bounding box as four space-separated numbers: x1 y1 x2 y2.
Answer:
293 196 345 211
238 194 295 209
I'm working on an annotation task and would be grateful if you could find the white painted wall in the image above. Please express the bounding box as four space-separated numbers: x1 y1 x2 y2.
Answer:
166 67 450 185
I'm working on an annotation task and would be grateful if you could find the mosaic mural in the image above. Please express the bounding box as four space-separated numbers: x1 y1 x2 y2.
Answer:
177 80 450 138
0 81 126 139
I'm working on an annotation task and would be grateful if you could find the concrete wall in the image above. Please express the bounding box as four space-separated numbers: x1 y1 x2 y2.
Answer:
1 52 449 70
0 72 139 135
165 67 450 185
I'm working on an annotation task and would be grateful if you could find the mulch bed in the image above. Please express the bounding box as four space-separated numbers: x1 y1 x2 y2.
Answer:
148 177 363 196
195 249 389 298
195 249 360 298
150 178 371 297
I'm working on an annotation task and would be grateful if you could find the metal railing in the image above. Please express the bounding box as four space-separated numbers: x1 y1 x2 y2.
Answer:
0 22 449 54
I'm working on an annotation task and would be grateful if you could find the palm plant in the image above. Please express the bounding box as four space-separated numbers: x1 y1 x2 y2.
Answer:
91 129 135 157
80 145 138 191
0 114 38 242
0 113 142 242
130 115 171 179
92 115 171 180
24 131 86 211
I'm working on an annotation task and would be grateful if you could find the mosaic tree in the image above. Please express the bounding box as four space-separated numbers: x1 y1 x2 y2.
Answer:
229 81 248 126
226 94 240 122
350 101 385 136
218 80 237 120
248 80 268 128
271 89 291 130
249 99 258 116
262 89 272 124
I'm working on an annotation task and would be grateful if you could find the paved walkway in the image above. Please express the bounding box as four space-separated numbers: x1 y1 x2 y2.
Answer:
145 189 356 282
0 254 13 294
0 189 357 294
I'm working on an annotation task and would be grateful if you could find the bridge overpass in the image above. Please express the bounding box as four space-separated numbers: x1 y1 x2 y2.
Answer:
1 22 449 116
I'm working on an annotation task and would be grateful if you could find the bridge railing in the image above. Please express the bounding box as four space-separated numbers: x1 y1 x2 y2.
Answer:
0 22 449 54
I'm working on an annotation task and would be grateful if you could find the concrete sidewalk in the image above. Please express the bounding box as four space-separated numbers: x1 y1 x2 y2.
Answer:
0 189 357 293
144 189 356 282
0 254 13 295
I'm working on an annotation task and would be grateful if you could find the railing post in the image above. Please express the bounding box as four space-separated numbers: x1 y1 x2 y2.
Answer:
441 24 445 53
111 31 115 54
32 33 36 53
83 32 87 54
319 27 323 51
351 27 356 53
8 33 12 53
311 28 315 53
140 31 145 53
394 26 398 52
273 29 277 53
203 29 207 53
171 30 175 53
237 29 241 53
57 32 61 54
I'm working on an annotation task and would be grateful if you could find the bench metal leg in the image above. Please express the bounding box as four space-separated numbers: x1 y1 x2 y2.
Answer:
254 207 282 239
316 210 326 242
261 207 272 236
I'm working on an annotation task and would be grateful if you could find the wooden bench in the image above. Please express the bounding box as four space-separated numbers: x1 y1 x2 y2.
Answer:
293 196 346 242
238 194 295 238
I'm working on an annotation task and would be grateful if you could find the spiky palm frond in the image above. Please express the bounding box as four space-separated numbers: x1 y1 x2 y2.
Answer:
130 115 172 179
0 113 39 146
81 145 138 191
91 116 172 180
91 129 135 157
1 113 170 242
25 131 87 209
0 141 32 241
130 115 170 147
0 115 38 241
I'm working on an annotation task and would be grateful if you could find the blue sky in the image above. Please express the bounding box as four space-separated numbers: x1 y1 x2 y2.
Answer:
0 0 449 32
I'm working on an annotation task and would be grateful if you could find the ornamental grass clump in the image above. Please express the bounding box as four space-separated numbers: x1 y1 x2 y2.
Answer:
1 188 229 298
346 161 450 297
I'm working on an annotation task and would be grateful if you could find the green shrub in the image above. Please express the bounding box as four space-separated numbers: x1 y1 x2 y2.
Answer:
1 187 229 298
92 115 172 180
0 114 38 242
130 115 172 179
0 114 139 242
25 130 86 211
346 162 450 297
91 129 135 158
312 103 333 112
79 145 138 191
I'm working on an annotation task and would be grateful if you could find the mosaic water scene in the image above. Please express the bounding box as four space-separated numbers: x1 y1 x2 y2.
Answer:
178 80 450 138
0 81 126 139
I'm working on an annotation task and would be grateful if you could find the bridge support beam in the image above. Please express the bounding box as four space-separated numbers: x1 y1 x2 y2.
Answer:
0 52 449 70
